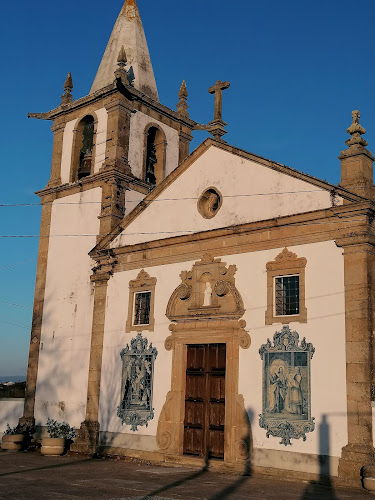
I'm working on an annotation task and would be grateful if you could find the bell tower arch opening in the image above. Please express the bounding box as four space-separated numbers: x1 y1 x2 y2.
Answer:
71 115 96 182
144 125 167 186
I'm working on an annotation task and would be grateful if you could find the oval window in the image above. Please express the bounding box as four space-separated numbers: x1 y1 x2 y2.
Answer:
197 187 222 219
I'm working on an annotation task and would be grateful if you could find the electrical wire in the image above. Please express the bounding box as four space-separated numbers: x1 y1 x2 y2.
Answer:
0 186 367 207
0 258 37 271
0 300 32 310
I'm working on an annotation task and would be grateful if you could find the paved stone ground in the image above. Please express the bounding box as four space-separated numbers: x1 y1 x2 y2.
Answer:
0 451 372 500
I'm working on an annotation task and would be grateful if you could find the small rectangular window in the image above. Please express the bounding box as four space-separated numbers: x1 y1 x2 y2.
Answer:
275 275 299 316
133 291 151 325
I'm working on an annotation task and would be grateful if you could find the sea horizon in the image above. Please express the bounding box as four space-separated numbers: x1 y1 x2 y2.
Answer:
0 375 26 383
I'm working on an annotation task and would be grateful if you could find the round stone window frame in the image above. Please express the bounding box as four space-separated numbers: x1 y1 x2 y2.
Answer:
197 187 223 219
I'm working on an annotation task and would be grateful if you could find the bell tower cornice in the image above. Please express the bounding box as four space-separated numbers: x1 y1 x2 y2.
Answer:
28 81 197 130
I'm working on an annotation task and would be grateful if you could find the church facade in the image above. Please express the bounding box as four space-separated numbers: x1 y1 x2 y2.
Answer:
20 0 375 486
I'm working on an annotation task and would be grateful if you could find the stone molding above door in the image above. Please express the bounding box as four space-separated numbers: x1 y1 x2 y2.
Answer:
166 254 245 322
158 254 251 466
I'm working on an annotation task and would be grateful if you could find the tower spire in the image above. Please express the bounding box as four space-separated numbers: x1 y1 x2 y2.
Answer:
90 0 159 101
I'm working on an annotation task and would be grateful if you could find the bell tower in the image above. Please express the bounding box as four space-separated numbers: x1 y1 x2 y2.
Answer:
21 0 196 431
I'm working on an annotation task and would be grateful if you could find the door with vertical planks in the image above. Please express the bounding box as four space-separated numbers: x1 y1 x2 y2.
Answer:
183 344 226 459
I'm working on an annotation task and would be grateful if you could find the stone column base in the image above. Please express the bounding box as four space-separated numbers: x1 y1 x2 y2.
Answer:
70 420 100 455
18 416 36 428
338 444 375 481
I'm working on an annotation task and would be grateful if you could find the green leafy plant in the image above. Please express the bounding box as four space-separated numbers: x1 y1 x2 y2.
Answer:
46 418 76 440
4 423 22 435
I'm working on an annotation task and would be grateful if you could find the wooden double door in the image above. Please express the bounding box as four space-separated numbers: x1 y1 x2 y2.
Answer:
183 344 226 459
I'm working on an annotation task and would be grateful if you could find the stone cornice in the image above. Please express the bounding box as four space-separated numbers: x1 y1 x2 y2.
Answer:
91 202 375 267
28 81 197 129
35 169 149 200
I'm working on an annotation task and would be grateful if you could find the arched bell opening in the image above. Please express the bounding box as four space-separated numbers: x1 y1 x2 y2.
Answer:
70 115 97 182
143 125 167 186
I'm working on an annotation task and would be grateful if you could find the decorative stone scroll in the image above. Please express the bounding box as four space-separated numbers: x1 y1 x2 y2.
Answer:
259 325 315 446
117 333 158 431
166 254 244 321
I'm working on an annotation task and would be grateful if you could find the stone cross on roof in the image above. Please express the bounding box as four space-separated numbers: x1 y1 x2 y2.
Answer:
208 80 230 121
207 80 230 141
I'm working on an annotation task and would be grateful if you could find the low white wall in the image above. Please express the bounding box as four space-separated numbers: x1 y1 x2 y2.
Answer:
0 399 25 435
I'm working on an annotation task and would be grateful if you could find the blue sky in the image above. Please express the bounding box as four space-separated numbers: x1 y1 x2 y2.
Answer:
1 0 374 377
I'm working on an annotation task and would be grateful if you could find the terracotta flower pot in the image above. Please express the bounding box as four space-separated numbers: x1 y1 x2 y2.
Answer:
41 437 66 456
1 434 24 451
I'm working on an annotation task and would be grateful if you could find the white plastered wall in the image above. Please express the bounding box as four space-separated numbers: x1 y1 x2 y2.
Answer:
111 146 343 249
99 240 347 473
128 111 179 179
60 107 108 184
34 188 102 427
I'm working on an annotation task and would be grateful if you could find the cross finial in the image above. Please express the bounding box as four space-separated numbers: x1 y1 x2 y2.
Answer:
61 72 74 105
177 80 189 117
207 80 230 140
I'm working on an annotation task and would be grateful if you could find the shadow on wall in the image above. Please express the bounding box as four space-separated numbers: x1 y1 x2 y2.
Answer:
0 399 25 434
97 346 122 451
301 414 339 499
30 299 88 437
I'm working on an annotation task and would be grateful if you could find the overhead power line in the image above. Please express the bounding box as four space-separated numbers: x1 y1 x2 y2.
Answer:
0 258 37 271
0 215 367 239
0 300 32 310
0 187 359 207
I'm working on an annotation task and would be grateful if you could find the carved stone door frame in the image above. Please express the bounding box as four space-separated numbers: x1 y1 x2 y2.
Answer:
157 320 251 464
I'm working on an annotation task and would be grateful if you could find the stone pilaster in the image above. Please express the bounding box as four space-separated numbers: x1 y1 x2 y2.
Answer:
338 240 375 481
20 194 56 427
103 98 133 173
71 259 115 455
97 177 127 240
47 120 65 188
178 129 192 164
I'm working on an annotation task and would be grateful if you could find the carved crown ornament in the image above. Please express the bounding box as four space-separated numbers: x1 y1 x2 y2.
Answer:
166 254 245 322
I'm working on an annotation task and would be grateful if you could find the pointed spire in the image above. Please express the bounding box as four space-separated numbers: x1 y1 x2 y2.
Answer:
177 80 189 117
178 80 188 100
61 72 74 105
64 72 73 92
117 46 127 67
90 0 159 101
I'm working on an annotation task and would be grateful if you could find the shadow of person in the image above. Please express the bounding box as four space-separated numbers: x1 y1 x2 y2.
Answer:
301 414 339 499
140 451 210 500
208 408 254 500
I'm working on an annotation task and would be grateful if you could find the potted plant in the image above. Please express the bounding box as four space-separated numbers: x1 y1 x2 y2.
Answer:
41 418 76 456
1 424 25 451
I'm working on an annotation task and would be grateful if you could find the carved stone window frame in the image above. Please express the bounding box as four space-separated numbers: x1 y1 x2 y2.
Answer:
126 270 157 333
197 187 223 219
265 248 307 325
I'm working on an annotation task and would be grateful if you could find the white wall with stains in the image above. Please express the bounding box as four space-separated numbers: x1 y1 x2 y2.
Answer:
34 188 102 427
99 240 347 474
111 145 343 249
0 399 25 435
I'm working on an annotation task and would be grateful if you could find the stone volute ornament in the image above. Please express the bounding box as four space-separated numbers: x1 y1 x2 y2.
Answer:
60 72 74 105
166 254 245 322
